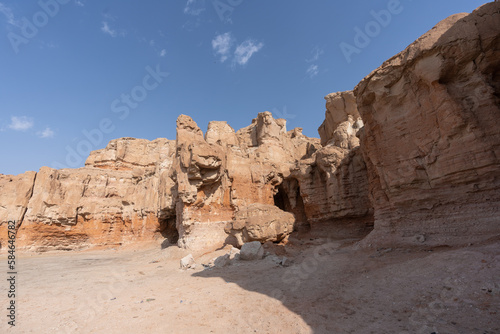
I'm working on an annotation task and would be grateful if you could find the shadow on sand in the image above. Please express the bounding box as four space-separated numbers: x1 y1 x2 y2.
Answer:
192 238 383 333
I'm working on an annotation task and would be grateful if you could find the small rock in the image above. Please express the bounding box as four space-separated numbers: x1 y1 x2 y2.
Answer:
265 255 281 265
415 234 426 243
229 247 240 260
213 254 230 268
180 254 196 270
280 256 290 267
240 241 264 261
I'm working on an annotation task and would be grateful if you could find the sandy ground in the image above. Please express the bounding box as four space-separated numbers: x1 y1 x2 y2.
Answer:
1 237 499 334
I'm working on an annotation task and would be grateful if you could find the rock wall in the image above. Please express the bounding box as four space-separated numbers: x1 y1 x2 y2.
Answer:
0 109 373 252
0 172 36 249
17 167 161 251
0 138 178 252
355 2 500 247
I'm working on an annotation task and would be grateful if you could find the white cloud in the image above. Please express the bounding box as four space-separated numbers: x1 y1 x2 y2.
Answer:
74 0 84 7
0 2 17 26
38 127 55 138
306 46 324 63
212 32 233 63
306 64 319 78
9 116 34 131
234 40 264 66
101 21 117 37
160 49 166 57
184 0 206 16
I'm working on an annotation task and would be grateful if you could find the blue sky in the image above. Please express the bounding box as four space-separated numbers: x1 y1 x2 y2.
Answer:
0 0 490 175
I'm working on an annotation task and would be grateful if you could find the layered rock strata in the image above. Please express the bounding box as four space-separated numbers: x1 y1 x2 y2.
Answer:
1 110 371 252
356 2 500 247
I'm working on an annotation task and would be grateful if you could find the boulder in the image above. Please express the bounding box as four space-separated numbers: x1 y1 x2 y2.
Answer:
240 241 264 261
225 203 295 247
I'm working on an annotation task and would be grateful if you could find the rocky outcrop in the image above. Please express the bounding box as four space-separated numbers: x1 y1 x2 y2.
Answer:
0 107 374 252
355 2 500 247
0 171 36 248
86 137 175 171
318 91 363 147
17 166 162 251
287 92 373 237
173 115 233 252
172 112 322 252
225 203 295 246
1 137 178 252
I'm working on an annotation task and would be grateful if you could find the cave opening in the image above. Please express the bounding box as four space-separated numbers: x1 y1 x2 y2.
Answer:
274 178 309 232
158 213 179 249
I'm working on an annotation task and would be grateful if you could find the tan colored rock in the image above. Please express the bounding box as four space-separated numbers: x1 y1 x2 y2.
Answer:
318 91 362 146
17 166 162 251
205 121 239 147
174 115 233 252
1 107 373 253
225 203 295 246
174 112 325 252
86 137 175 172
0 171 36 247
355 2 500 248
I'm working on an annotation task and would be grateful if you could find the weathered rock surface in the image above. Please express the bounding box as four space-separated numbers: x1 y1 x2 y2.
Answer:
225 203 295 247
240 241 264 261
86 137 175 171
0 171 36 247
17 166 162 251
355 2 500 247
1 137 178 251
318 91 362 147
0 110 373 252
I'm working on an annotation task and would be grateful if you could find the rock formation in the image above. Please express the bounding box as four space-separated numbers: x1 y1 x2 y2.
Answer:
1 2 498 253
318 91 363 147
12 138 178 251
0 109 372 252
356 2 500 247
0 171 36 248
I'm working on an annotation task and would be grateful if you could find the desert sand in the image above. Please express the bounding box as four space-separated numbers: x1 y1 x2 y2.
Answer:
2 236 499 333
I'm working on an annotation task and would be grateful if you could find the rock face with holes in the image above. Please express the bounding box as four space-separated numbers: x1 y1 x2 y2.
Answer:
356 2 500 248
0 109 372 253
172 112 322 252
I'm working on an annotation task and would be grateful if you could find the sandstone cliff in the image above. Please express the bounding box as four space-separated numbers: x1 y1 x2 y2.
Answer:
12 138 178 251
356 2 500 247
1 109 372 252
